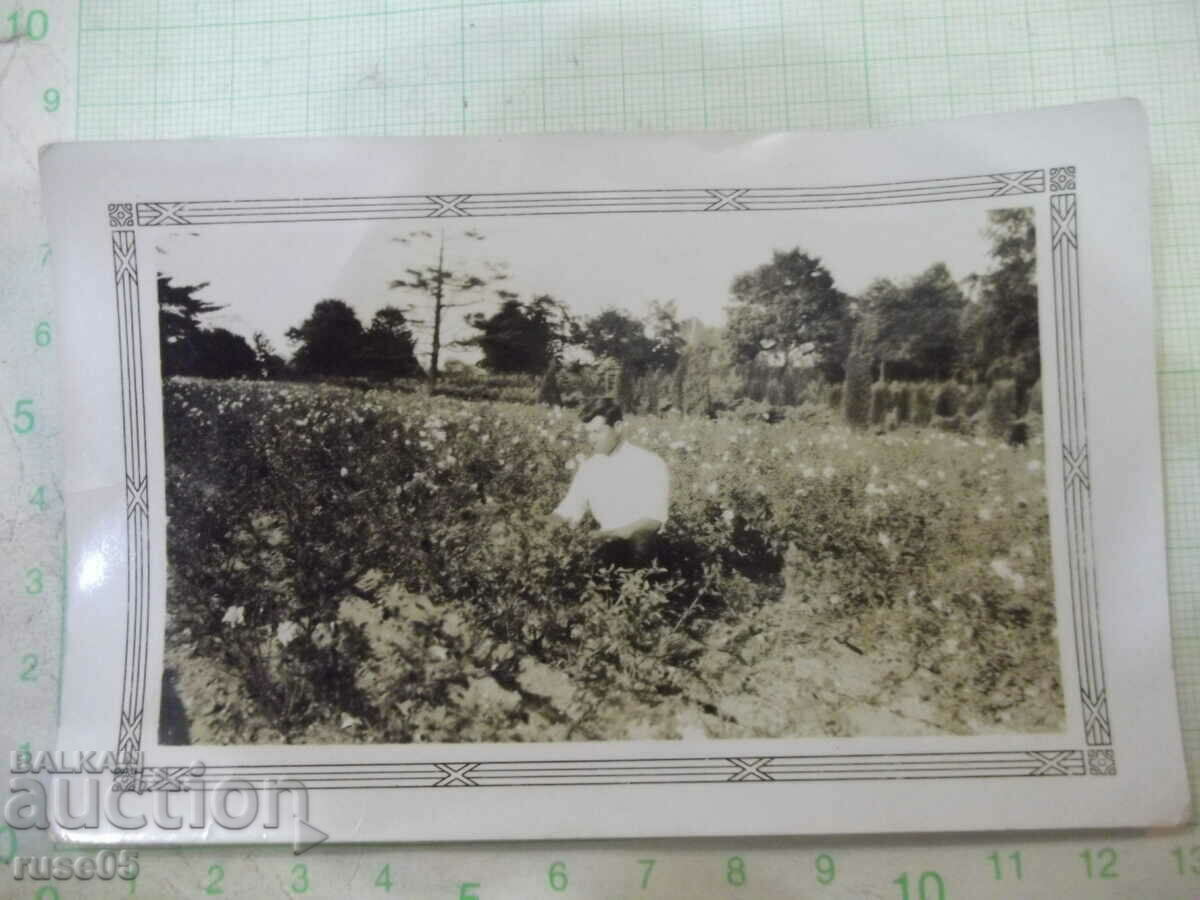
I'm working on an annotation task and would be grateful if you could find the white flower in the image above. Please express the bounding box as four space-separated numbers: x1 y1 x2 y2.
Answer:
877 532 892 549
822 466 835 478
312 622 335 648
916 478 930 489
722 509 735 524
339 467 348 478
222 606 245 627
990 558 1026 591
276 621 301 646
705 481 719 497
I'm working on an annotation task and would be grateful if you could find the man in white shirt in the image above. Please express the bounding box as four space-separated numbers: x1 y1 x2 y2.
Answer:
551 398 670 568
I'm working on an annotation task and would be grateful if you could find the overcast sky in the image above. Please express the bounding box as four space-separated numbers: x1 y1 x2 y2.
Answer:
153 200 1031 364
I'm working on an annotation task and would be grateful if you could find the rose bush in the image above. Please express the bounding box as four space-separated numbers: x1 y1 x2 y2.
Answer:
163 377 1062 742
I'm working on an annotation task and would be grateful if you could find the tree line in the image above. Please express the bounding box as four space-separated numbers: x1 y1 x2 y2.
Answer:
158 278 423 381
158 208 1037 406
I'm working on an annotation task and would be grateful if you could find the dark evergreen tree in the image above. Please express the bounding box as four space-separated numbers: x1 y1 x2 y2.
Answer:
158 275 222 376
960 208 1039 391
465 293 566 374
841 324 873 428
537 358 562 406
644 300 685 372
157 275 257 378
191 328 258 378
286 299 367 377
362 306 423 378
580 308 657 374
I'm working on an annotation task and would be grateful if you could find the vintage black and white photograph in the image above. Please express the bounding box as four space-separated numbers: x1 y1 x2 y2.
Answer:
153 201 1064 746
44 108 1190 840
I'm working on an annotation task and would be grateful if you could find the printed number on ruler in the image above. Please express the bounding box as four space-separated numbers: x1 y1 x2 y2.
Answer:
638 859 655 890
291 863 309 894
13 398 36 434
1081 848 1119 880
205 863 224 895
726 856 747 887
815 853 836 885
987 850 1023 880
374 865 393 891
6 8 48 39
895 870 947 900
1171 845 1200 876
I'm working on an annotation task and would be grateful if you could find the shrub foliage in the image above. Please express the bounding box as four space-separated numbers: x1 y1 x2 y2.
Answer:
164 377 1063 743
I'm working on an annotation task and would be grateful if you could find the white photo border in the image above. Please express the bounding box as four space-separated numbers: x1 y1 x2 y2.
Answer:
105 165 1113 794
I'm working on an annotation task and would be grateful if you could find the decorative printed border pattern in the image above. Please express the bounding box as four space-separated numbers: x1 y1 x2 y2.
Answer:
111 216 151 770
124 751 1086 793
132 171 1046 226
1050 166 1111 764
108 166 1114 789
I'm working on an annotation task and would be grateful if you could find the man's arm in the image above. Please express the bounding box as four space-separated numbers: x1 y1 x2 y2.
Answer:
549 462 589 526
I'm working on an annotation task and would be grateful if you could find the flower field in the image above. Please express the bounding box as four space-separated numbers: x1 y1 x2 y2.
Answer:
161 377 1064 745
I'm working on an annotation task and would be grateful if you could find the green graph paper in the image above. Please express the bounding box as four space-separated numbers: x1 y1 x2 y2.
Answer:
7 0 1200 896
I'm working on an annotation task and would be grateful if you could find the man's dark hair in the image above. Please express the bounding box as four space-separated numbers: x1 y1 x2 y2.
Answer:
580 396 623 426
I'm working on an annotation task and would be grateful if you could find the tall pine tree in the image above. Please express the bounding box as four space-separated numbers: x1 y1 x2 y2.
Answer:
158 275 222 376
